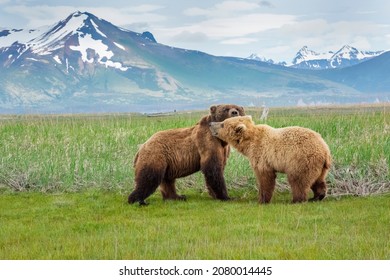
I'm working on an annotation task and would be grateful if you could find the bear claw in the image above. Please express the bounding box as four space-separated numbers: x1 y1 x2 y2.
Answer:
139 200 149 206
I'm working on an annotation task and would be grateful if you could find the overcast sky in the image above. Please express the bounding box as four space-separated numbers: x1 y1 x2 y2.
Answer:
1 0 390 63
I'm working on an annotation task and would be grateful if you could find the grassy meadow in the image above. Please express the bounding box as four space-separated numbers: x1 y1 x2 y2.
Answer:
0 104 389 259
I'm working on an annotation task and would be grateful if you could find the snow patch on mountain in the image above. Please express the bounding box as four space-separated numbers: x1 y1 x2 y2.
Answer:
69 33 128 71
90 19 107 38
113 42 125 50
30 13 89 55
0 28 42 48
53 55 62 64
70 33 110 61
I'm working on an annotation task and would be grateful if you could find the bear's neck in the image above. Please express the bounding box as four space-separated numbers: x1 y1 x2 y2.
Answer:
234 140 250 155
199 115 212 126
208 115 219 123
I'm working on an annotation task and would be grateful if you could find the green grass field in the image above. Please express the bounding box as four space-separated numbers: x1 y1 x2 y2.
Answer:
0 104 389 259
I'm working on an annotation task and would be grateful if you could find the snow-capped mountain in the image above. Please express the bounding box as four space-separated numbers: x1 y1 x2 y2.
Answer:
246 53 287 66
290 45 385 69
291 46 334 69
1 11 156 71
0 11 186 112
247 45 384 69
0 11 389 113
329 45 383 68
246 53 275 64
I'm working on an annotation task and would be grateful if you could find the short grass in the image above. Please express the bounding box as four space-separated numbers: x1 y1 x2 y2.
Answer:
1 189 389 259
0 104 389 259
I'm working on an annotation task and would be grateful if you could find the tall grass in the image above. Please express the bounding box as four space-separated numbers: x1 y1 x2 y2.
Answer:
0 105 389 196
0 105 389 260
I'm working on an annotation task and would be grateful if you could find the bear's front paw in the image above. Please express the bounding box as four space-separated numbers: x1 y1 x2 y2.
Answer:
309 194 325 202
139 200 149 206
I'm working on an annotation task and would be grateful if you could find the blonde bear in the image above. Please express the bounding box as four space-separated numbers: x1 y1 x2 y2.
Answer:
209 116 331 203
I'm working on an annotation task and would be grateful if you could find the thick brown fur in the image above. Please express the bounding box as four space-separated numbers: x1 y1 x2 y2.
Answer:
128 104 245 205
210 116 332 203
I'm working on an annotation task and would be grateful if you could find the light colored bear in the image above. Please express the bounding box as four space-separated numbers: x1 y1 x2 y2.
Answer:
209 116 332 203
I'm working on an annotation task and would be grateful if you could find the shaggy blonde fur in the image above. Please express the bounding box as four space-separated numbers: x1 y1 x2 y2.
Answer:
210 116 332 203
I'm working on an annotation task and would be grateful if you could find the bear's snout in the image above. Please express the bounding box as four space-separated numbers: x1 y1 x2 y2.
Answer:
230 109 239 116
209 122 223 136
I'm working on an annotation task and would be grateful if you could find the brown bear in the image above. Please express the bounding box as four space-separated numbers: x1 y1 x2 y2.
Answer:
209 116 331 203
128 104 245 205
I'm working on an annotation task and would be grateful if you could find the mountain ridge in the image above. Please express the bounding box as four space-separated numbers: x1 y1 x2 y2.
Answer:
290 45 385 69
0 11 389 113
248 45 386 70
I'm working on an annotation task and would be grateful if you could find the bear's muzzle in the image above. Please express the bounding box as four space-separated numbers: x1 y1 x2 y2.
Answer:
209 122 223 136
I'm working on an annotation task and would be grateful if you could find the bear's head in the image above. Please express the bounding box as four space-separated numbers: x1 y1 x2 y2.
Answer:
209 104 245 122
209 115 254 147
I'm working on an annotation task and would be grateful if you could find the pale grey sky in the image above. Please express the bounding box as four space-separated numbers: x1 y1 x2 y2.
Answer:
1 0 390 62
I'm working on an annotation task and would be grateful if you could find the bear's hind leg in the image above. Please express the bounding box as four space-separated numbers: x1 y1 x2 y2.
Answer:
128 166 164 205
310 180 327 201
287 174 311 203
160 179 187 201
309 166 329 201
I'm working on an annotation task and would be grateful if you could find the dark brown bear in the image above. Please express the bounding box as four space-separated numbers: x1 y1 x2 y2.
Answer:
128 104 245 205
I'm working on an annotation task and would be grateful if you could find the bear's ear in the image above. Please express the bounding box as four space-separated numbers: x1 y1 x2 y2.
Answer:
210 105 217 114
235 123 246 134
244 115 254 124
